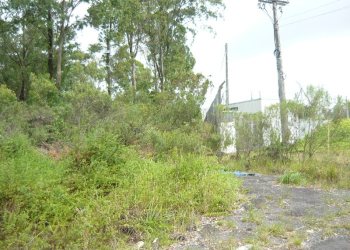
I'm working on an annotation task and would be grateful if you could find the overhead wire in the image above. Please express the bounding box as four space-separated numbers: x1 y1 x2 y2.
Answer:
281 4 350 27
282 0 345 20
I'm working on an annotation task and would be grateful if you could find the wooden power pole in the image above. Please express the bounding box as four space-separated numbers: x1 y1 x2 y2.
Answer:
259 0 290 144
225 43 229 105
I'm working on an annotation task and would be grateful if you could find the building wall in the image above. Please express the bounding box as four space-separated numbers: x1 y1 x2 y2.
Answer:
227 98 262 114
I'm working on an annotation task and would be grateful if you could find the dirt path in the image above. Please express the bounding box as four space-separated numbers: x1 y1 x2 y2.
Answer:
169 175 350 249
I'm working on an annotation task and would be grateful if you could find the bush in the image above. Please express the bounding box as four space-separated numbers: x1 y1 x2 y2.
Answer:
0 133 32 158
63 83 112 134
143 128 209 158
0 133 242 248
280 172 305 185
0 84 17 112
0 138 72 248
70 129 125 170
27 74 59 107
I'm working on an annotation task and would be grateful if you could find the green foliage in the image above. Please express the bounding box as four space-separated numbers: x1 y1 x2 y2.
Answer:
144 128 208 158
27 74 59 106
288 86 332 159
234 112 266 157
0 91 27 137
327 119 350 149
151 93 203 129
280 172 305 185
70 129 125 170
0 84 17 111
0 133 31 159
0 130 241 248
63 83 112 133
0 2 235 248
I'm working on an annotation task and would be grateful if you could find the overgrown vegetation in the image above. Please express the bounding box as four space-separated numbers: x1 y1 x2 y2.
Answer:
0 0 246 248
0 80 242 248
222 86 350 189
1 0 349 248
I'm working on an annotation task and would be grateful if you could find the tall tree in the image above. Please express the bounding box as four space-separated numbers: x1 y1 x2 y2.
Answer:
0 0 46 100
144 0 224 92
118 0 145 93
88 0 145 96
88 0 119 95
56 0 88 89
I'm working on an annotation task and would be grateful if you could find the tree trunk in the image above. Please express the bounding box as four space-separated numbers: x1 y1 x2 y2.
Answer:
19 24 28 101
127 33 137 91
56 0 66 89
56 34 64 89
105 26 112 96
47 7 54 80
19 75 26 101
159 46 164 91
131 58 136 90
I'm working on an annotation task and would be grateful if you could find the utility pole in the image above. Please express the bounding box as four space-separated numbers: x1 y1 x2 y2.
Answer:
259 0 290 144
346 98 349 119
225 43 229 105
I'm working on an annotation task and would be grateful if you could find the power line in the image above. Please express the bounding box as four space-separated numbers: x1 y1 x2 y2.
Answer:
281 4 350 27
283 0 345 20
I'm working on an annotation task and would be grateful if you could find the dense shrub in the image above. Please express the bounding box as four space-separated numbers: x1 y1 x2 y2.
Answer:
280 172 305 185
0 85 26 135
0 84 17 111
0 76 239 248
27 74 60 107
70 129 125 170
0 131 241 248
63 83 112 133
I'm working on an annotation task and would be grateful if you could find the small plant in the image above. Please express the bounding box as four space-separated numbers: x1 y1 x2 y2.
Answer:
288 232 306 247
280 171 305 185
253 223 287 246
243 208 263 225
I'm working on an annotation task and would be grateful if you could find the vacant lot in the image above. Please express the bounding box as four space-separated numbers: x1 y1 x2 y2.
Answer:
170 174 350 249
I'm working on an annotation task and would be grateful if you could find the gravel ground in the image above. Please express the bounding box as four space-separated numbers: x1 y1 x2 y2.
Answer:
168 174 350 250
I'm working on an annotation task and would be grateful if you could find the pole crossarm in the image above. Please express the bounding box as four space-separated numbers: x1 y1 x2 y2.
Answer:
258 0 289 6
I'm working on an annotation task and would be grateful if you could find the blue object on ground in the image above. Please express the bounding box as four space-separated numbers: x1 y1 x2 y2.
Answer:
219 170 256 177
233 171 255 177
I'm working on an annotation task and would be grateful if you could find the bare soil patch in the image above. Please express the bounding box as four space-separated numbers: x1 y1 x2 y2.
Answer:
169 175 350 249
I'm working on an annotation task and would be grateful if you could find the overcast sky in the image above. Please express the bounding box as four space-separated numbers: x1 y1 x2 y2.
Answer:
77 0 350 111
192 0 350 111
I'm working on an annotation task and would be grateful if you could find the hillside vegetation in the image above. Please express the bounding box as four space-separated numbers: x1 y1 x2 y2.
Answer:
0 0 246 248
223 86 350 189
1 0 350 248
0 82 243 248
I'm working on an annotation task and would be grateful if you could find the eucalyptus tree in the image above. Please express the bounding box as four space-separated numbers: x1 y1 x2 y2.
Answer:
118 0 146 93
88 0 120 95
34 0 90 88
0 0 90 99
88 0 146 96
144 0 224 93
55 0 89 89
0 0 46 100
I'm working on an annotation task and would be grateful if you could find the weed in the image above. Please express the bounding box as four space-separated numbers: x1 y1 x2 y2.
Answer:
0 135 242 248
250 223 287 246
242 208 263 225
280 172 305 185
288 232 306 247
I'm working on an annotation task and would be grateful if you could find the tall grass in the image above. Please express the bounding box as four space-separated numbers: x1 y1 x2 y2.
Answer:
0 133 241 248
222 152 350 189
